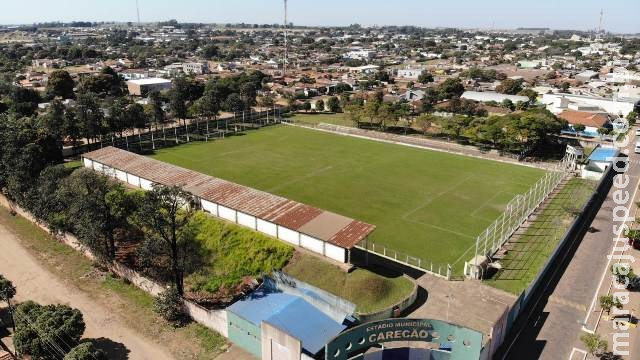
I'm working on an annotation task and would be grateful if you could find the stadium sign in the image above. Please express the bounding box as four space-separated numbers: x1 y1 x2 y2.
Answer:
325 318 483 360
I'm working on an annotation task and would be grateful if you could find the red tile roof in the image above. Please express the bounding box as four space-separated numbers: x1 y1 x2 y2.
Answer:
558 110 609 128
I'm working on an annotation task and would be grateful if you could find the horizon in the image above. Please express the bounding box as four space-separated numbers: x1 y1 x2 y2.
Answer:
0 0 638 34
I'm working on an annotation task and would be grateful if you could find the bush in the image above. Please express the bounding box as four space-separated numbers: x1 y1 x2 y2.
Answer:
64 342 107 360
153 287 184 323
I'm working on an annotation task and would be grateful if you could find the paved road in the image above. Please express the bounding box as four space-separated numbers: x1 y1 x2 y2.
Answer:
500 133 640 359
0 222 175 360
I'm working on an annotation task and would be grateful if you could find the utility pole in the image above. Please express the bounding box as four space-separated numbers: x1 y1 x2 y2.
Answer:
283 0 288 78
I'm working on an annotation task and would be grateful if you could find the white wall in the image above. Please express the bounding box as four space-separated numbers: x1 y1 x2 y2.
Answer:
116 170 128 182
278 226 300 246
127 174 141 187
140 178 154 191
218 205 237 222
237 212 257 230
257 219 278 237
83 158 93 169
92 161 104 172
201 200 218 215
324 243 346 263
300 234 324 254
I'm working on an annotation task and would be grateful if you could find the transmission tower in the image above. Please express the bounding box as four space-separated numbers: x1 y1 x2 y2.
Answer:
598 9 604 35
136 0 141 26
283 0 288 78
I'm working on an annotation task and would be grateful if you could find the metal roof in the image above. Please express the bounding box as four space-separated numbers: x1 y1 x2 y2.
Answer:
83 146 375 249
227 287 347 355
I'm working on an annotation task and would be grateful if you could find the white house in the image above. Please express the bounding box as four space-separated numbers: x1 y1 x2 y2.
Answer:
542 93 638 117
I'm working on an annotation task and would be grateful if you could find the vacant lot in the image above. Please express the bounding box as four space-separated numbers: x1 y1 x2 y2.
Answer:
152 125 544 270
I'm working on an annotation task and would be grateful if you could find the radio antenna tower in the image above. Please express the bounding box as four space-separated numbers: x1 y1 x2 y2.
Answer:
598 9 603 35
283 0 288 78
136 0 141 25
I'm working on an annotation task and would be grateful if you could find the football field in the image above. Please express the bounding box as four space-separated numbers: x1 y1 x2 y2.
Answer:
151 125 545 269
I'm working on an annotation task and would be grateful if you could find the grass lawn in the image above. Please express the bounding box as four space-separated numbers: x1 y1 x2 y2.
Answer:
289 112 354 127
484 178 596 294
151 125 545 272
186 212 293 293
283 253 415 313
0 207 228 360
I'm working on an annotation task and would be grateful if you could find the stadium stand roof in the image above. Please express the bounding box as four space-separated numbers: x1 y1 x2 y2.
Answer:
83 146 375 249
227 287 347 355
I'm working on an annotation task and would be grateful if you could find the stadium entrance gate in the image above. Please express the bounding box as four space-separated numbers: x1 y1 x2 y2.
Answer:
325 318 483 360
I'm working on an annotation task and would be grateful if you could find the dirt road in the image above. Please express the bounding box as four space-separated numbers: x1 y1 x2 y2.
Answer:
0 222 174 360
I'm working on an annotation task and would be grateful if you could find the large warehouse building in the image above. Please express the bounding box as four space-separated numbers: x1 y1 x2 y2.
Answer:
81 146 375 264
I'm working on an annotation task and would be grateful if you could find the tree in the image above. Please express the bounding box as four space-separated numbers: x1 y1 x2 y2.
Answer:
496 79 523 95
14 301 86 358
626 111 638 126
417 71 434 84
134 185 196 295
41 99 66 141
0 274 16 307
301 101 311 112
75 92 104 143
315 99 325 112
560 81 571 93
518 88 538 103
80 67 125 97
599 294 622 315
344 103 363 127
326 96 340 113
46 70 75 99
598 127 611 136
416 114 436 135
501 99 515 111
224 93 244 113
153 287 184 323
580 333 608 358
437 78 464 100
573 124 586 133
64 342 107 360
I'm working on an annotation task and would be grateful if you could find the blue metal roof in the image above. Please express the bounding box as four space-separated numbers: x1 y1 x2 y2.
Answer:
589 147 619 162
228 287 347 355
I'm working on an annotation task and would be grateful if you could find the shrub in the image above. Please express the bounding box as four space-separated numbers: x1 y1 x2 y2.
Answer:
64 342 107 360
153 287 184 323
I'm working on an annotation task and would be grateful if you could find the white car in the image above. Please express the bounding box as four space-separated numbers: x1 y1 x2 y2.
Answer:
636 140 640 153
636 128 640 136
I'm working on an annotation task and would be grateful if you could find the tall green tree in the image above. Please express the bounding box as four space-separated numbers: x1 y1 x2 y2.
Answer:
134 185 197 295
46 70 75 99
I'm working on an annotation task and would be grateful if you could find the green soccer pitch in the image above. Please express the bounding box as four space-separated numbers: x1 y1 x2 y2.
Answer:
151 125 545 270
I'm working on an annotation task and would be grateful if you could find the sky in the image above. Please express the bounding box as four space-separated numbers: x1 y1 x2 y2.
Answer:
1 0 638 34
